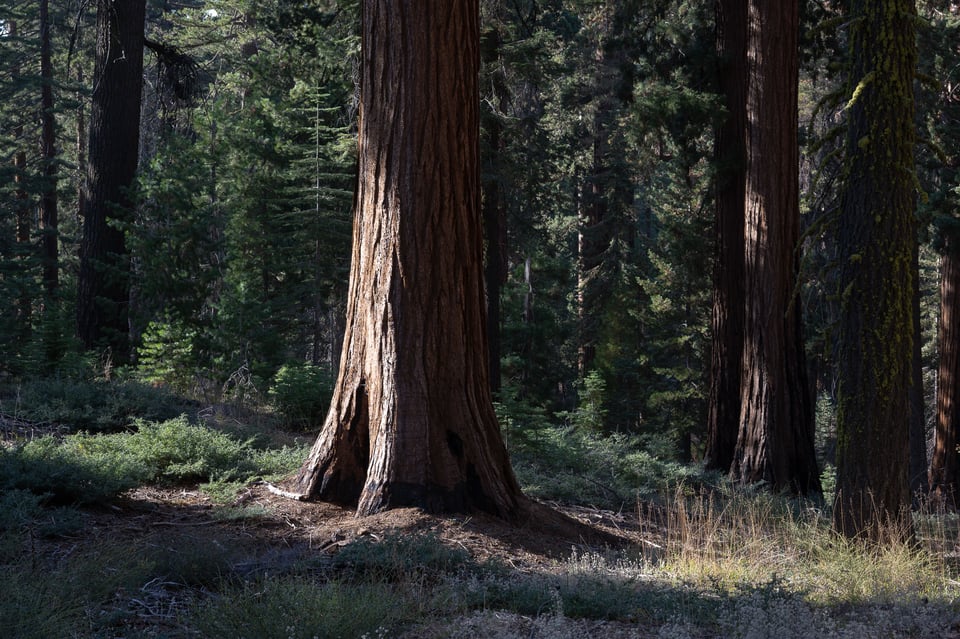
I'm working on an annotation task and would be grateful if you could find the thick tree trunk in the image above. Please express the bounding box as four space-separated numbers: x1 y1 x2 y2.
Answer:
731 0 820 495
294 0 522 520
932 239 960 503
705 0 747 473
77 0 146 362
834 0 917 541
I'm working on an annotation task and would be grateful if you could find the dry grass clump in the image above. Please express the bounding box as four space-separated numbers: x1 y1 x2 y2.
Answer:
638 486 960 638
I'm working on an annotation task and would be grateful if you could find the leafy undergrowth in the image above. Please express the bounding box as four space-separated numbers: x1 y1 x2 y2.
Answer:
1 383 959 637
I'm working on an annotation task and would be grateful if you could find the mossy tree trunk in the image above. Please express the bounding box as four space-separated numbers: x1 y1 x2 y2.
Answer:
705 0 747 473
294 0 523 520
77 0 146 363
730 0 820 494
834 0 917 541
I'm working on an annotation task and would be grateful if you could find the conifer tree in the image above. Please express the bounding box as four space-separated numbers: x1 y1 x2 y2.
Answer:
834 0 918 540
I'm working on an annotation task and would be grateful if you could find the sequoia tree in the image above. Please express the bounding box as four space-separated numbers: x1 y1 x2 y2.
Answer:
77 0 146 361
834 0 917 540
293 0 523 519
928 3 960 504
933 234 960 502
729 0 820 494
705 0 747 473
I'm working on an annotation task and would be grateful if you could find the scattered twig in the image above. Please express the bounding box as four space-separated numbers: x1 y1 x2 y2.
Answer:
264 481 307 501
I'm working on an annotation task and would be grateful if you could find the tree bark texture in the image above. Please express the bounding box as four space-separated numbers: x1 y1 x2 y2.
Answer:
481 26 508 396
294 0 522 519
705 0 747 473
932 238 960 502
10 19 31 331
834 0 917 540
77 0 146 361
909 239 927 505
40 0 59 295
731 0 820 494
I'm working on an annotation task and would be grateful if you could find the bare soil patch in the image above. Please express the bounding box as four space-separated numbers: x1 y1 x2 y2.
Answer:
89 482 643 565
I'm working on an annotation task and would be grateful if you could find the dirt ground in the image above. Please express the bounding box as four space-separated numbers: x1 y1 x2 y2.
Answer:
60 483 668 638
96 481 645 565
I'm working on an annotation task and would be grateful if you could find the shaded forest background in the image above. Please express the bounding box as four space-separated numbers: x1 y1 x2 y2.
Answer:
1 0 959 494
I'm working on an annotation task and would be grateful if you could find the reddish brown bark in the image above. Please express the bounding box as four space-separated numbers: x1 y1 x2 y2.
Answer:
705 0 747 473
294 0 522 519
932 238 960 503
730 0 820 494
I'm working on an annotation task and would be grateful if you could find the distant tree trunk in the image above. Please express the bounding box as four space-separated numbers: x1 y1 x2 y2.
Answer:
482 25 508 396
11 19 31 332
76 65 86 225
705 0 747 473
731 0 820 494
909 240 927 506
39 0 59 295
932 237 960 503
577 148 608 378
294 0 522 519
834 0 917 541
77 0 146 362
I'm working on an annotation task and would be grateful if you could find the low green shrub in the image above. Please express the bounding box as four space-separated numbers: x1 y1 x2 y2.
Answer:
332 532 475 583
0 435 150 503
190 578 407 639
505 423 701 509
3 376 190 433
124 416 251 481
0 416 306 504
268 363 333 430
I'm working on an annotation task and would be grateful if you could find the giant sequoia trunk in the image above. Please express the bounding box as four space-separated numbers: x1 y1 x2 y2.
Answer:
834 0 917 540
294 0 522 519
705 0 747 473
932 237 960 502
77 0 146 361
730 0 820 494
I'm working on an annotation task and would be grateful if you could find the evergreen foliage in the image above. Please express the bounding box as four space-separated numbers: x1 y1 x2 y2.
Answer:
0 0 951 502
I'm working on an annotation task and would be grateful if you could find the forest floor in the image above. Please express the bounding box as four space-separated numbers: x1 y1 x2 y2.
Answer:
44 483 680 638
7 401 960 637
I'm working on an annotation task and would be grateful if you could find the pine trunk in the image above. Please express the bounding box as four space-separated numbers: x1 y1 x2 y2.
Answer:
11 20 31 333
482 26 508 396
77 0 146 361
731 0 819 494
834 0 917 540
39 0 58 295
294 0 522 520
